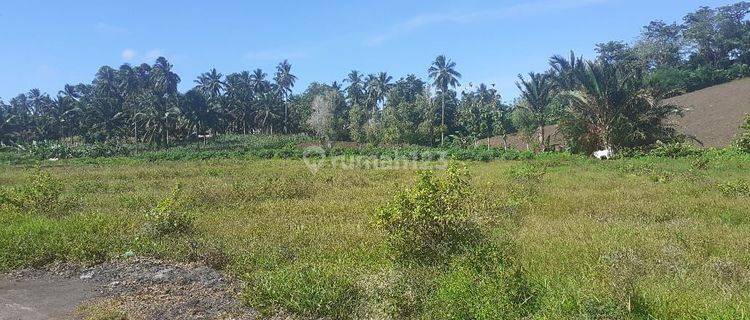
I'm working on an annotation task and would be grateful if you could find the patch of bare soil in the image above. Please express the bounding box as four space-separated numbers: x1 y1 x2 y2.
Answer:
665 77 750 147
1 258 259 320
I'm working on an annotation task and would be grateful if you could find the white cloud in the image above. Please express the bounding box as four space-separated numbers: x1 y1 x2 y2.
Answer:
364 0 609 46
121 49 137 61
119 48 168 63
144 49 165 62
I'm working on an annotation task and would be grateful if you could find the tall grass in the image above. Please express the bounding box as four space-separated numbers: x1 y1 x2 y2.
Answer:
0 152 749 318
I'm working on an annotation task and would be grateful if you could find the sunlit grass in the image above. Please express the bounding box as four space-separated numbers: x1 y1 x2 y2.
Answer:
1 153 749 318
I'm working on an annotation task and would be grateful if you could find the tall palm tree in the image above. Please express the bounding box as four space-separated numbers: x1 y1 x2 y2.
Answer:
195 68 225 99
516 72 555 151
274 60 297 133
150 57 180 96
428 55 461 146
549 51 584 91
225 71 254 133
365 72 392 126
344 70 364 105
251 69 268 92
146 57 181 145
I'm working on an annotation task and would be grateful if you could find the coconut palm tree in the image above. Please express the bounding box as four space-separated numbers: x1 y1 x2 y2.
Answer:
428 55 461 146
365 72 392 124
225 71 255 133
274 60 297 133
151 57 181 97
549 51 584 91
516 72 555 151
251 69 269 92
344 70 364 103
195 68 225 100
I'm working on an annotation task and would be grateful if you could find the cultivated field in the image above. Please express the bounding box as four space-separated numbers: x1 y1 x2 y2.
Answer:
1 149 749 319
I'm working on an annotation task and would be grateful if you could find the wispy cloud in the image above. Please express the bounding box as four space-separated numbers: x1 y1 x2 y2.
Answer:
244 50 310 61
120 48 169 63
364 0 608 46
95 22 129 36
121 49 137 61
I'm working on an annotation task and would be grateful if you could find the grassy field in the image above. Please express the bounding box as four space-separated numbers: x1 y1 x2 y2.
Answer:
1 150 749 319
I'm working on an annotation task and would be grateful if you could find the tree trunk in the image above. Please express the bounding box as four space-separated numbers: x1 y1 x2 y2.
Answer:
538 125 546 152
441 94 445 146
284 102 288 134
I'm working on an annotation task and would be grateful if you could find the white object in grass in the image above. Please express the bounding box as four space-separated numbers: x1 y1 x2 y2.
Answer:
592 148 613 160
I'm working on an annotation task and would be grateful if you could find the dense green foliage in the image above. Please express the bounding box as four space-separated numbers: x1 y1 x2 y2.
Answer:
736 114 750 152
3 3 745 153
598 2 750 93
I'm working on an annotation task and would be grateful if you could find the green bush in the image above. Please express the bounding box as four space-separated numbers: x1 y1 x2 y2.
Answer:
245 264 360 318
0 172 75 217
735 114 750 153
144 184 194 237
648 64 750 93
649 142 704 158
375 163 481 265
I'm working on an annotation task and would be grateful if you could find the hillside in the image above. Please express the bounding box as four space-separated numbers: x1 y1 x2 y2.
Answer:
665 77 750 147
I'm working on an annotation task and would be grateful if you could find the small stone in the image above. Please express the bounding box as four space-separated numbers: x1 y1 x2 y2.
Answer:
79 270 95 280
153 268 174 281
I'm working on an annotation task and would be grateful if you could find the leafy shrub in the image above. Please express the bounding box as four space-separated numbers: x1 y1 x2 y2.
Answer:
735 114 750 153
245 264 360 318
717 180 749 198
0 172 75 217
649 142 704 158
144 184 194 237
375 163 481 265
648 64 750 93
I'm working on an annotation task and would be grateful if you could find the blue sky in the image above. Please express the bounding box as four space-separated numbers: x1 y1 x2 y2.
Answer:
0 0 738 102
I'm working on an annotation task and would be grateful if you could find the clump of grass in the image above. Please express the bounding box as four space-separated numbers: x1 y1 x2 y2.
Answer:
425 244 536 320
144 184 194 237
77 300 128 320
245 264 360 318
187 237 230 270
375 163 482 265
717 180 749 197
691 156 710 171
506 164 547 207
602 249 646 315
0 171 76 217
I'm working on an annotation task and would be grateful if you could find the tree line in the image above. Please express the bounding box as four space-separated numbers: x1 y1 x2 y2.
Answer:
1 2 747 152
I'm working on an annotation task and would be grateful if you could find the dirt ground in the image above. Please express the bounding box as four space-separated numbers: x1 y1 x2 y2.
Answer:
0 276 97 320
665 77 750 147
0 258 258 320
